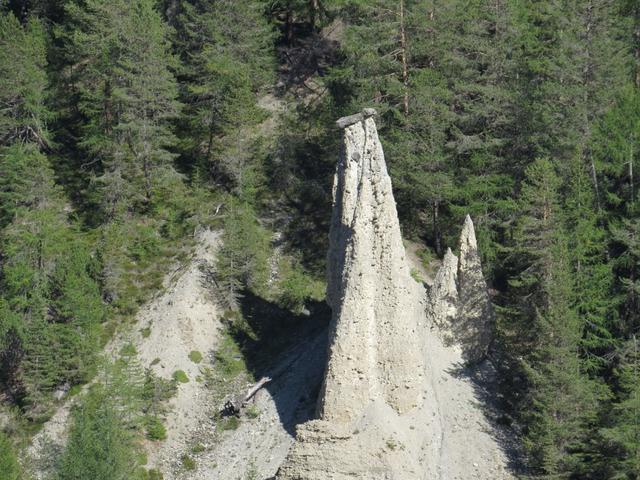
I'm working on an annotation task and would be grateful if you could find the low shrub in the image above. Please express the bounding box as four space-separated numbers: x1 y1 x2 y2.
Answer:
144 416 167 441
188 350 203 363
172 370 189 383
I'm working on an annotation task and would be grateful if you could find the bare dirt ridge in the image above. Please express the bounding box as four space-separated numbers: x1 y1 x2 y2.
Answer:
26 229 223 479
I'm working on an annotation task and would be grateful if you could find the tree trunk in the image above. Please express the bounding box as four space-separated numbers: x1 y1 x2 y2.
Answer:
310 0 320 31
399 0 409 116
432 201 441 256
630 144 635 204
286 6 294 45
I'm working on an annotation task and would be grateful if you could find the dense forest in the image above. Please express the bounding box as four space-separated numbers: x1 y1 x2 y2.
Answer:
0 0 638 478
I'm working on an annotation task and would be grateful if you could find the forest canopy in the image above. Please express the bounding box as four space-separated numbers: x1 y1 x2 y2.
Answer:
0 0 639 478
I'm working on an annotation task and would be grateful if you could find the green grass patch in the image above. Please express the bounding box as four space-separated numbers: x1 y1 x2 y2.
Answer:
191 443 206 454
188 350 203 364
245 404 260 419
145 469 164 480
141 326 152 338
120 343 137 357
172 370 189 383
218 415 240 431
181 454 196 471
213 332 248 379
410 268 423 283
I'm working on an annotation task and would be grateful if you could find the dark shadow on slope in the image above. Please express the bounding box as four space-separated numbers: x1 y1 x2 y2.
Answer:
229 290 330 436
445 358 527 476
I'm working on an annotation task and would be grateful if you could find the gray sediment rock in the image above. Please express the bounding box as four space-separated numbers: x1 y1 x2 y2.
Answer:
278 112 425 479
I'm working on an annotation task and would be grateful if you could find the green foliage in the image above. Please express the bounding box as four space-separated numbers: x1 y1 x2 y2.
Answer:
191 443 206 454
245 404 260 419
180 454 196 471
174 0 276 184
0 12 50 147
213 330 248 379
144 469 164 480
0 431 21 480
600 338 640 478
218 415 240 431
143 415 167 441
172 370 189 384
58 385 143 480
188 350 203 364
0 144 105 407
216 203 271 308
59 0 181 216
276 258 325 314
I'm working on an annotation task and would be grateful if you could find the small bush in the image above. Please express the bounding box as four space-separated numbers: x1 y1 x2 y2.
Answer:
418 247 434 269
144 416 167 441
277 259 324 314
188 350 203 363
173 370 189 383
181 454 196 471
245 405 260 419
150 358 161 366
141 326 152 338
147 469 164 480
214 333 247 378
410 268 423 283
218 416 240 431
120 343 137 357
191 443 206 454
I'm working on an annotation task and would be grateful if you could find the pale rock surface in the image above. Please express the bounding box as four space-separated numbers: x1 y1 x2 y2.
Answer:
426 215 494 363
278 112 427 479
456 214 494 363
428 247 458 328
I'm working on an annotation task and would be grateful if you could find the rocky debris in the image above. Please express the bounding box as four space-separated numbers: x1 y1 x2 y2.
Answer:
427 215 494 363
278 112 426 479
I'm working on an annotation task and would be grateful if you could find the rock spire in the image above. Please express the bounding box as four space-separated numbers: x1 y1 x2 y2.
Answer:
277 110 426 479
427 215 494 363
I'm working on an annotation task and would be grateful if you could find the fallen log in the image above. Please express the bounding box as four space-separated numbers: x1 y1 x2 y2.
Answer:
220 376 272 416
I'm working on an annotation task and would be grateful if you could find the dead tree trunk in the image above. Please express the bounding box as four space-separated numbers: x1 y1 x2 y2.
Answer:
221 376 272 416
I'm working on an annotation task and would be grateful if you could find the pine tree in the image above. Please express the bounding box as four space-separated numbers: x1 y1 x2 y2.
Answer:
174 0 276 185
0 11 50 147
508 158 598 475
57 384 143 480
60 0 181 217
0 144 105 407
601 336 640 478
564 152 615 373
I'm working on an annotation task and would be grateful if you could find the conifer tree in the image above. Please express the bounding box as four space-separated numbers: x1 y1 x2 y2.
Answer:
60 0 181 217
509 158 597 475
174 0 276 185
0 11 49 147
